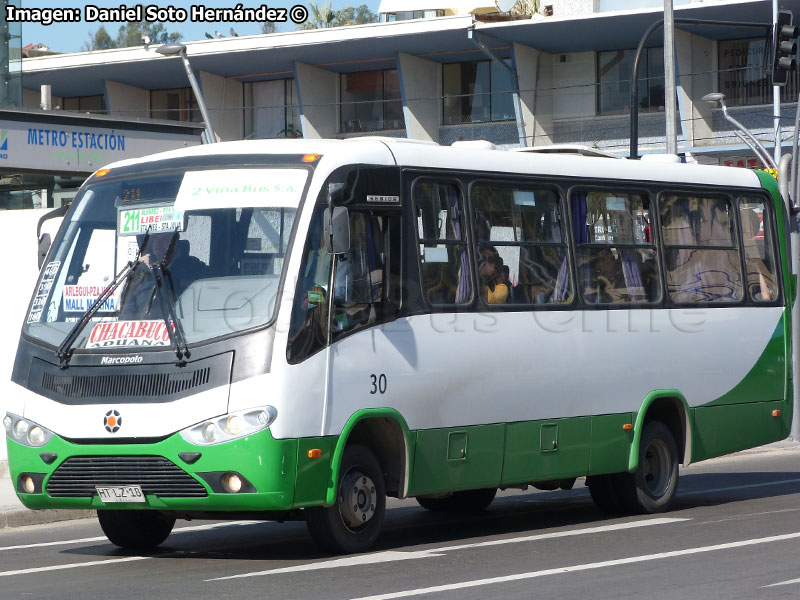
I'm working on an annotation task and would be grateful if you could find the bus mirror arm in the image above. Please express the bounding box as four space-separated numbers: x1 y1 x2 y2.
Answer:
36 204 69 269
37 233 51 270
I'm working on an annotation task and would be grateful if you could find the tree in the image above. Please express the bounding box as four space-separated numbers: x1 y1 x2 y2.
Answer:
511 0 540 15
82 26 118 51
337 5 379 26
299 1 339 29
115 20 182 47
298 2 379 30
261 21 277 34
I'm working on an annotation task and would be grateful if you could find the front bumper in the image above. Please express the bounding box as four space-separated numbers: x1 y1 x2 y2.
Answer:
6 428 300 512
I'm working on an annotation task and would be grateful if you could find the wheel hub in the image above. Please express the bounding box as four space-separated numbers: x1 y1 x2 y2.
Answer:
339 470 376 529
643 438 671 497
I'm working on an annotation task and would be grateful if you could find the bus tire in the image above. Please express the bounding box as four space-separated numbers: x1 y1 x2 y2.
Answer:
586 474 624 514
306 444 386 554
97 510 175 549
619 420 679 514
416 488 497 513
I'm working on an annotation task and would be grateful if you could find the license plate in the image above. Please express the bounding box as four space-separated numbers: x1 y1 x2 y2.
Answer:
96 485 146 503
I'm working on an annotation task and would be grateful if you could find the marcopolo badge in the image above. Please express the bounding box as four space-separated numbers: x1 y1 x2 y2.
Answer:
104 410 122 434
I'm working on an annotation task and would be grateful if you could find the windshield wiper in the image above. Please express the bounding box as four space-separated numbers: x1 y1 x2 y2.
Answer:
56 231 152 368
148 230 190 363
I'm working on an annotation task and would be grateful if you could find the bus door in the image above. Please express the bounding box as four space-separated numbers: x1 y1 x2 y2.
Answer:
323 167 408 438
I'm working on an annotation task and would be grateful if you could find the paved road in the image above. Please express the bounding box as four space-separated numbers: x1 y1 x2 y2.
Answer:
1 446 799 600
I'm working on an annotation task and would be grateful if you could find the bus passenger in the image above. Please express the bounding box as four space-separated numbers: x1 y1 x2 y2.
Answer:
478 245 509 304
587 247 624 303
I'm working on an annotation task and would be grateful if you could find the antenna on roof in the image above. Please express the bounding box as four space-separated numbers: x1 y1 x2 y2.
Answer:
496 0 517 12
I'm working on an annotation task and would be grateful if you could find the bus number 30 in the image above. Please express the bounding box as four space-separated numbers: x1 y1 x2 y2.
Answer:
370 374 387 395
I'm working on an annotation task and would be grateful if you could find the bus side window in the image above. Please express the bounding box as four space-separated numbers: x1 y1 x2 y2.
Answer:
331 212 386 337
471 182 571 305
660 194 743 303
414 181 471 305
572 190 660 305
739 197 779 302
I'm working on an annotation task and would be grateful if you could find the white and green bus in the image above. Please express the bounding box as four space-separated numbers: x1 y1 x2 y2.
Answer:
4 138 792 553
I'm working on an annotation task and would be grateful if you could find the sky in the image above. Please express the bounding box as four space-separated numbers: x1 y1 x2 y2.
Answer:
19 1 382 53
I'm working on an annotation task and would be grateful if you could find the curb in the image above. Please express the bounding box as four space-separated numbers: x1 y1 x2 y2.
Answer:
0 509 95 530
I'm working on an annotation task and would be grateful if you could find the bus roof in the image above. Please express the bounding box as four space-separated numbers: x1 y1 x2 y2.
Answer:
97 137 762 190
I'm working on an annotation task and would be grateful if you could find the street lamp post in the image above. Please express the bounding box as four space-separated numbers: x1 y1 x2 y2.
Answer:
155 43 218 144
701 92 777 170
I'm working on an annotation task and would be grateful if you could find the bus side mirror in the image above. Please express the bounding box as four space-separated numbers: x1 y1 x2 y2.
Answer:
37 233 52 269
324 206 350 255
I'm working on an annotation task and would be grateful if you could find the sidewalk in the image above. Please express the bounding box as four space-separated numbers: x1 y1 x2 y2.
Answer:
0 439 798 530
0 461 94 529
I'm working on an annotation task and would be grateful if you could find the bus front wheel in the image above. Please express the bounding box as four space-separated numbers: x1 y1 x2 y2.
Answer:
620 420 679 513
97 510 175 549
306 444 386 554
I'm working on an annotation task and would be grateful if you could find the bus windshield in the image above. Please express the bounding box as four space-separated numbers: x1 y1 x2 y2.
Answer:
23 167 306 350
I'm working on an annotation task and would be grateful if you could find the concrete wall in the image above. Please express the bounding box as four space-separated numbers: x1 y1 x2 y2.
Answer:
549 0 600 17
294 62 338 139
513 42 554 147
675 29 715 148
198 71 244 142
105 80 149 119
0 209 54 463
397 52 439 142
552 51 595 119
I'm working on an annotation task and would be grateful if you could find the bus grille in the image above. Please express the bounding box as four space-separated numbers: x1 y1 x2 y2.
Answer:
46 456 208 498
40 368 211 399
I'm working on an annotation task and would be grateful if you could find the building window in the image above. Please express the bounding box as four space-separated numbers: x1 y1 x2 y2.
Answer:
340 69 404 133
150 88 200 122
719 38 798 106
62 95 106 114
245 79 301 139
386 11 423 21
442 59 515 125
597 48 664 115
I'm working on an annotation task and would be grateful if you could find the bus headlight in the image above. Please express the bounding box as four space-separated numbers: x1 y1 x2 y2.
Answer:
4 413 53 448
180 406 277 446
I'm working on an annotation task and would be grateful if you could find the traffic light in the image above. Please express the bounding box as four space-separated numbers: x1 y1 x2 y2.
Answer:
772 9 799 86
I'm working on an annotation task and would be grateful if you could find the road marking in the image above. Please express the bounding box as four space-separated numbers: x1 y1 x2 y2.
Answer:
0 520 259 552
408 517 688 554
0 556 150 578
764 577 800 588
206 517 687 582
348 531 800 600
681 477 800 497
698 508 800 526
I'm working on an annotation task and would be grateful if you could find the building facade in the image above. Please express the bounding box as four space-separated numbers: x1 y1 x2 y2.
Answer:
17 0 792 163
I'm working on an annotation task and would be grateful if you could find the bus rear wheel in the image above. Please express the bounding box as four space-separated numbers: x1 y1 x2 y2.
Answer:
586 474 626 514
619 420 679 513
306 444 386 554
97 510 175 549
417 488 497 513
